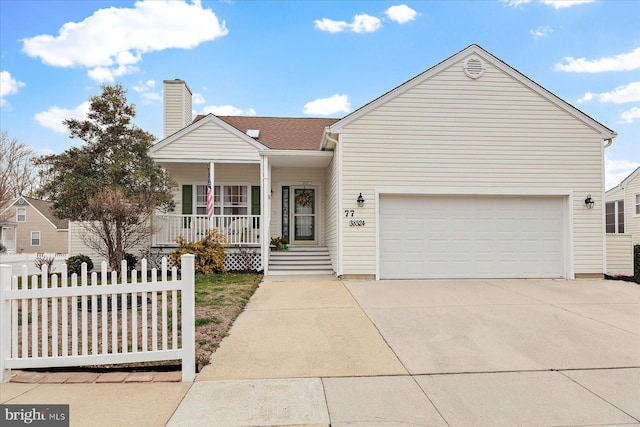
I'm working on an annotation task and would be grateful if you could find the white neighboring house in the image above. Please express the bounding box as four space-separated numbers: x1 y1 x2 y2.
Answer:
605 167 640 276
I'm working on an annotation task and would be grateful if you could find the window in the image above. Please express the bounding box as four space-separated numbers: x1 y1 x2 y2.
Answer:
605 200 625 233
16 208 26 222
636 193 640 216
193 184 248 215
31 231 40 246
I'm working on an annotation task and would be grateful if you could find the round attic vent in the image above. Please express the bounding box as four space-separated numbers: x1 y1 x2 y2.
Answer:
463 56 485 79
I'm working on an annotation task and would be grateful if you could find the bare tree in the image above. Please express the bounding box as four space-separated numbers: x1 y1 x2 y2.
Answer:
80 188 158 270
0 130 40 201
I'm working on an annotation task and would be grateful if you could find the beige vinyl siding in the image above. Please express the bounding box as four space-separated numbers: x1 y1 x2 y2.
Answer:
6 204 67 254
163 80 192 138
605 185 623 202
339 56 605 276
606 233 634 276
270 167 325 242
625 173 640 245
69 221 149 268
153 121 261 162
324 152 340 272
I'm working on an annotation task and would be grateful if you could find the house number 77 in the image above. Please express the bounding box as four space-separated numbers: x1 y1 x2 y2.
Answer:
344 210 354 217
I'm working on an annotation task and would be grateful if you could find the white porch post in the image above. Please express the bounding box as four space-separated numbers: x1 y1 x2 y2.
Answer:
261 155 271 274
208 162 215 230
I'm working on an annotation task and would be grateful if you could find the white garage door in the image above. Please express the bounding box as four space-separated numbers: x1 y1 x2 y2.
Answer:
379 195 565 279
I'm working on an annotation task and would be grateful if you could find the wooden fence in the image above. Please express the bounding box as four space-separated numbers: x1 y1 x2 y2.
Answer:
0 255 195 382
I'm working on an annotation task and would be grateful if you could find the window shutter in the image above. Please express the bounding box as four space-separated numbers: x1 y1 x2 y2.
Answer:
182 185 193 214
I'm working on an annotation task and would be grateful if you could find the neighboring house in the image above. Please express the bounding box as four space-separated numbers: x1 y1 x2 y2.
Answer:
606 166 640 245
147 44 616 279
604 167 640 276
0 196 69 254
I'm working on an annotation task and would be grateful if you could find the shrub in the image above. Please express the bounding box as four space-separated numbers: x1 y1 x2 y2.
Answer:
66 254 94 275
0 242 6 254
124 253 137 271
634 245 640 284
170 229 227 275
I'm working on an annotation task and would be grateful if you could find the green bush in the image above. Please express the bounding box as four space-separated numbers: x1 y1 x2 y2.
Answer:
66 254 94 275
124 253 137 272
170 229 227 275
634 245 640 284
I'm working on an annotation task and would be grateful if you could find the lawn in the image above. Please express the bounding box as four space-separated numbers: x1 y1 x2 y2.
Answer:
193 273 262 370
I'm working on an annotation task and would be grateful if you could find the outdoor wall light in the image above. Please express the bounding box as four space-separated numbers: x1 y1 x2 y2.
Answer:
584 195 595 209
357 193 365 207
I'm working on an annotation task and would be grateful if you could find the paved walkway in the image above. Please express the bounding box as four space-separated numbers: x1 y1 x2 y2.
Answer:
2 276 639 426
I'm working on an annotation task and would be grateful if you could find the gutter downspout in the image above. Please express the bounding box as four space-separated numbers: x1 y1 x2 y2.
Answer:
601 136 614 277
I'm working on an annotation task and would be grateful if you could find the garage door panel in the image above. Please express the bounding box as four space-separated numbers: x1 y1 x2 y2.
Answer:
380 195 565 279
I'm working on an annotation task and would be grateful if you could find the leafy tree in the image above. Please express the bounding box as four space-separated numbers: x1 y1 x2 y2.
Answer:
36 83 174 271
0 130 40 202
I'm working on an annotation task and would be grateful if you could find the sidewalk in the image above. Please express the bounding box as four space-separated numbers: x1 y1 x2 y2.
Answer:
2 276 639 426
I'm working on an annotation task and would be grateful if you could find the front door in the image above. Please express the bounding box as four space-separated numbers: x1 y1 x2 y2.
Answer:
292 187 316 244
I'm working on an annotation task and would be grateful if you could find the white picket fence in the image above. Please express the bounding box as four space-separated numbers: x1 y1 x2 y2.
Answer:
0 253 69 276
0 255 195 382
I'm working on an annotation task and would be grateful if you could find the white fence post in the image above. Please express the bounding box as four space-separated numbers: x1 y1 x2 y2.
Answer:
1 264 12 382
181 254 195 382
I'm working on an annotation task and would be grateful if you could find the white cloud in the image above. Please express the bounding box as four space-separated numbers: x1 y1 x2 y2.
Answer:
505 0 595 8
530 25 553 39
314 14 381 33
555 47 640 73
578 82 640 104
0 70 26 107
201 105 256 116
22 0 228 83
132 80 156 93
385 5 418 24
304 94 350 116
619 107 640 124
34 101 91 133
192 93 205 104
605 154 640 190
131 79 160 104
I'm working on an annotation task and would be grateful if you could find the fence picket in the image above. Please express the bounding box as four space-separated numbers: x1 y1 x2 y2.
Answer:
131 270 138 353
91 272 98 355
11 276 17 359
71 273 78 357
52 274 58 358
151 268 158 352
31 275 38 358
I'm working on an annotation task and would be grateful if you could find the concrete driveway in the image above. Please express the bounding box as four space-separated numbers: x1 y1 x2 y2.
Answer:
169 277 640 426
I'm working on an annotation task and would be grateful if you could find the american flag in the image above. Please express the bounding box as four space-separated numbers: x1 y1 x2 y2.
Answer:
206 175 214 218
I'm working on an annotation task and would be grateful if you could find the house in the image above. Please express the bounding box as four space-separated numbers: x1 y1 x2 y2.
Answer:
604 167 640 276
150 44 616 279
0 196 69 254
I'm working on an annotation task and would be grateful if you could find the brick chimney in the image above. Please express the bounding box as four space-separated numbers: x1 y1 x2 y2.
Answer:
163 79 193 138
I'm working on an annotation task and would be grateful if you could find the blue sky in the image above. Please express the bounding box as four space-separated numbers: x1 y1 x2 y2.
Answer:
1 0 638 189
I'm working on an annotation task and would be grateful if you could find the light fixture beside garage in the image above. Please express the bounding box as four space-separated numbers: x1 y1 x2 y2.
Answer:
357 193 365 207
584 195 595 209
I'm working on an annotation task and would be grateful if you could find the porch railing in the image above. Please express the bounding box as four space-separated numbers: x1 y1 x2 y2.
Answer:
153 214 261 246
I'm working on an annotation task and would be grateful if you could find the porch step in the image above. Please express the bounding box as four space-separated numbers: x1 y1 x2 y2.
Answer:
268 246 334 276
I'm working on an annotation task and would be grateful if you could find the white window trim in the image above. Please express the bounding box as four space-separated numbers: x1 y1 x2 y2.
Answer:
31 231 41 246
634 192 640 217
16 208 26 222
605 200 625 233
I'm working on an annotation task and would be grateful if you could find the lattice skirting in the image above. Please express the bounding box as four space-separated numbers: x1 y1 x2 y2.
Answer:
224 248 263 272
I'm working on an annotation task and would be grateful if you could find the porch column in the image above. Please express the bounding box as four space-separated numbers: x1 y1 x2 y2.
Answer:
208 162 215 230
260 155 271 274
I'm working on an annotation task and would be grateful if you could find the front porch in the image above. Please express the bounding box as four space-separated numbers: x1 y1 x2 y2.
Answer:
152 214 261 247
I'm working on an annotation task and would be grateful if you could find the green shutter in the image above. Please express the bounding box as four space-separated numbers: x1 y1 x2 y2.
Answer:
182 185 193 214
251 186 261 215
182 185 192 228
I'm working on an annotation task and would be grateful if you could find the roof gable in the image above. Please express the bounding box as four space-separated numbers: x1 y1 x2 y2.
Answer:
150 113 269 156
0 196 69 230
326 44 616 140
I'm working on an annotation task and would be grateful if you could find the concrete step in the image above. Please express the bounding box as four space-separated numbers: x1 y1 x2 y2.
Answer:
268 246 333 275
267 269 335 276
